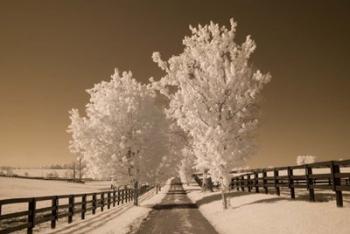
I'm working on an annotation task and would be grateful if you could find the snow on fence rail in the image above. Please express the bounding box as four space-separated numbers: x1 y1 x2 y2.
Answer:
229 160 350 207
0 185 153 234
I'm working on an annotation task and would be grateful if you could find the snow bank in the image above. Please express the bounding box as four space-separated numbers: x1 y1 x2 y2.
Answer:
184 183 350 234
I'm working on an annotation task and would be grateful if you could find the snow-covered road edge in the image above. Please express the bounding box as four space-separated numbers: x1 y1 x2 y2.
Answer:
90 177 173 234
183 181 350 234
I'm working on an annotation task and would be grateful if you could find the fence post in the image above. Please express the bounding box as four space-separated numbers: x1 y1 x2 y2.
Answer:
51 196 58 229
125 189 127 203
27 198 36 234
113 190 116 207
101 193 104 211
331 162 343 207
92 193 96 214
121 189 124 204
263 170 268 194
255 172 259 193
117 188 120 205
68 195 74 223
305 165 315 202
287 167 295 199
240 176 245 191
274 169 280 196
81 194 86 219
107 192 111 209
236 178 239 191
247 174 251 192
124 186 128 203
134 181 139 206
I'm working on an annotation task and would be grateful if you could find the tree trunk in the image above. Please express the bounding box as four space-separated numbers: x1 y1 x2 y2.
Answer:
133 180 139 206
201 170 207 192
72 162 76 181
201 170 214 192
221 175 230 209
207 177 214 192
154 178 159 194
221 189 228 209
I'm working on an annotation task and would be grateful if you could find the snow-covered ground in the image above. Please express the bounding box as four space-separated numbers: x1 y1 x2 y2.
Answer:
0 177 112 214
184 182 350 234
0 177 111 199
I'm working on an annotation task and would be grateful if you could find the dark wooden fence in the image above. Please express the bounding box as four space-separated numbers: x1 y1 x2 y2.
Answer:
192 159 350 207
0 185 153 234
230 160 350 207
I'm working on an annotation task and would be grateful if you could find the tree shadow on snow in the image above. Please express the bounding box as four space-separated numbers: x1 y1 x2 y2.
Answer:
230 197 286 210
195 191 253 207
152 203 198 210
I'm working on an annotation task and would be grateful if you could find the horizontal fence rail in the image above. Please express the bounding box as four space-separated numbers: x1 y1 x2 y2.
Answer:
193 159 350 208
0 185 153 234
230 160 350 207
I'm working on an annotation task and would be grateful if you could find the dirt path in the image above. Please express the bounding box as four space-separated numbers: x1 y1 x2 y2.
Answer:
134 178 218 234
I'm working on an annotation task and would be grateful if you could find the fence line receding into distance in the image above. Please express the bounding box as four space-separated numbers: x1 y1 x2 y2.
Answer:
0 185 153 234
194 159 350 207
230 160 350 207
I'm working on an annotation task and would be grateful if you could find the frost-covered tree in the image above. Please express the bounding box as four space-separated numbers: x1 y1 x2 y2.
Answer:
178 147 196 185
152 19 271 208
296 155 317 165
68 69 179 192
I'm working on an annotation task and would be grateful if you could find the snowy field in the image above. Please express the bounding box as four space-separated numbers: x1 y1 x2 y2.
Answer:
0 177 112 214
0 177 111 199
184 182 350 234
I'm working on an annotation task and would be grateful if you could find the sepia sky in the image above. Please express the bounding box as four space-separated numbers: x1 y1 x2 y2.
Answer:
0 0 349 168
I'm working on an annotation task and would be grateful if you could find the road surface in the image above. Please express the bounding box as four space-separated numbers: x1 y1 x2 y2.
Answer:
134 178 218 234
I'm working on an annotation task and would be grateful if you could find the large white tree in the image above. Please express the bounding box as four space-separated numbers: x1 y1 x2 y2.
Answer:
68 69 179 189
152 19 271 208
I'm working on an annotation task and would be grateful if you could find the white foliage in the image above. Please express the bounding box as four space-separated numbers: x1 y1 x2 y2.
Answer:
152 18 271 190
68 69 180 184
296 155 317 165
179 147 196 184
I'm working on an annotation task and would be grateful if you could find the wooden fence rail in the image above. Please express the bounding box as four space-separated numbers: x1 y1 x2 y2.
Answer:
230 160 350 207
192 159 350 207
0 185 153 234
